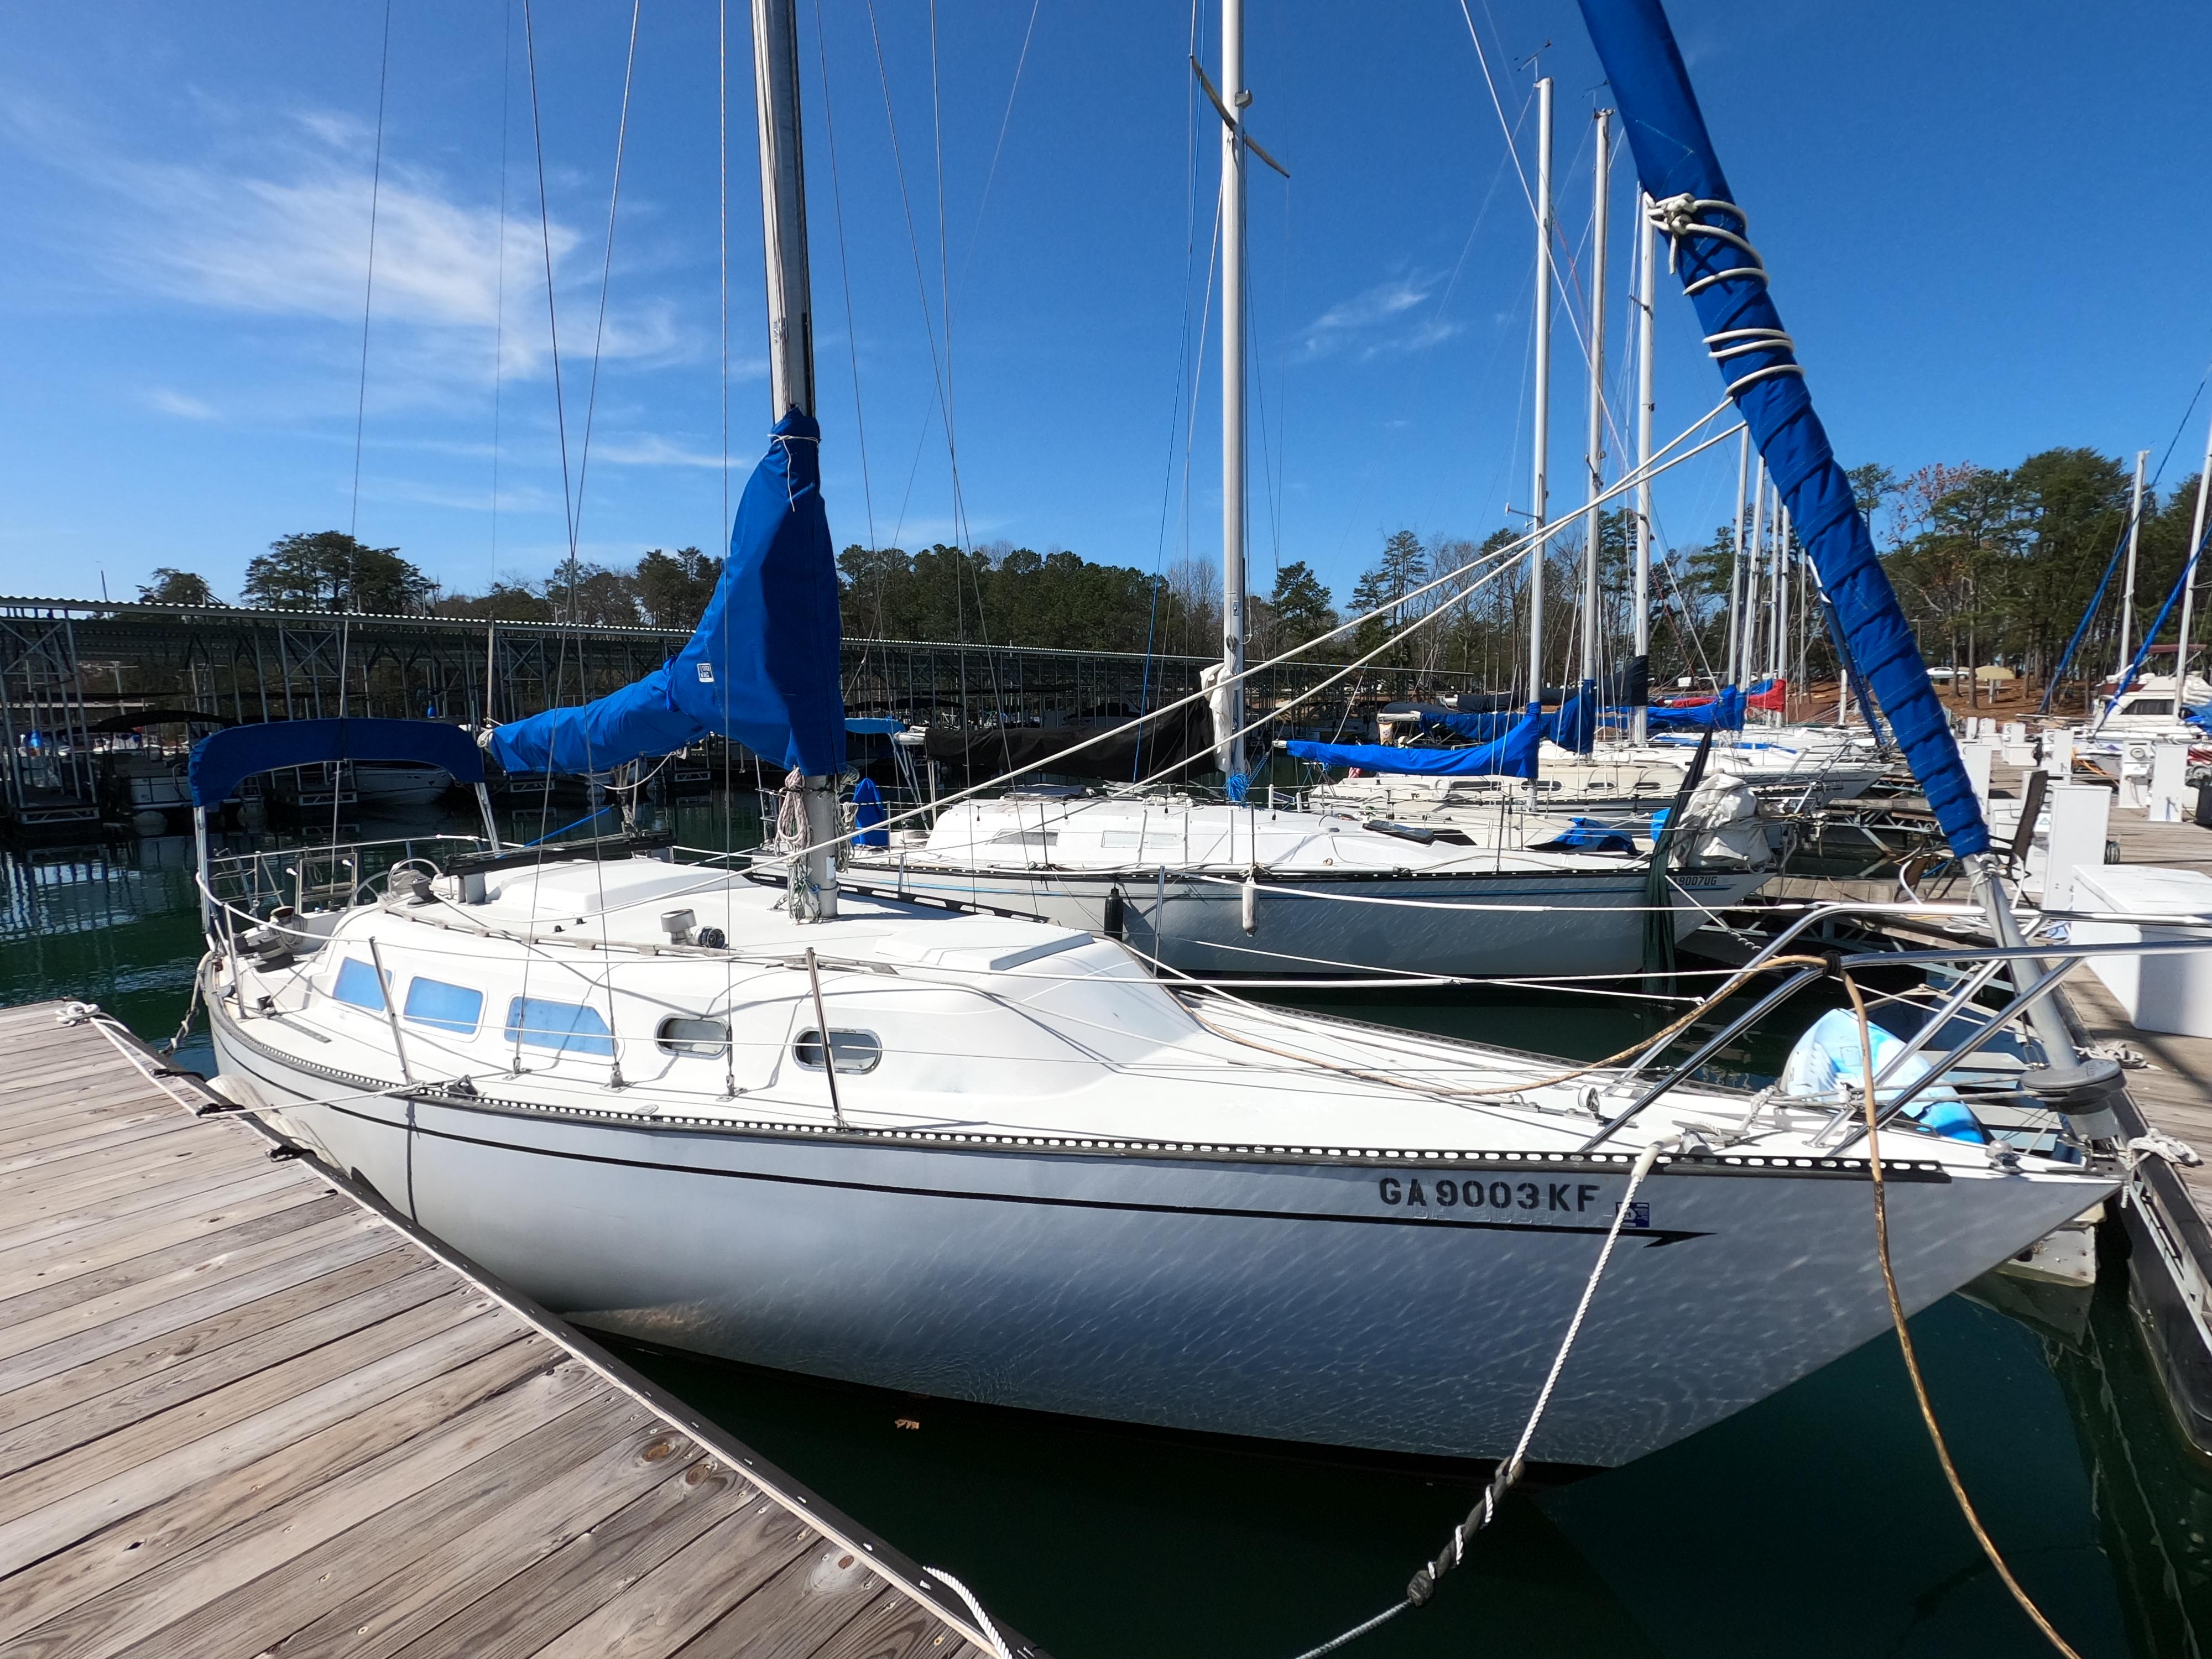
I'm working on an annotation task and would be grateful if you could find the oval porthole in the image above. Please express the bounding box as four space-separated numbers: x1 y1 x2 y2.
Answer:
656 1016 730 1057
794 1028 881 1074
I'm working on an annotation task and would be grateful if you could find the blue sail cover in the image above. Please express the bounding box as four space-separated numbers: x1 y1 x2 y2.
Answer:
488 411 847 778
1647 687 1746 731
1575 0 1988 858
1422 696 1594 749
1417 706 1521 743
1285 711 1542 779
189 718 484 809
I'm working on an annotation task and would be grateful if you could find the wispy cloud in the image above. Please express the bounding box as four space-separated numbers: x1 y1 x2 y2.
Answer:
587 434 726 469
1 92 691 396
144 387 219 421
1298 274 1464 362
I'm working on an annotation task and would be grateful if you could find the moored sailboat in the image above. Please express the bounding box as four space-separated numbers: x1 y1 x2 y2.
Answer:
195 0 2124 1475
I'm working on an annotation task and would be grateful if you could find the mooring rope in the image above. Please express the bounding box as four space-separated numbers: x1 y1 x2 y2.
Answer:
1283 1136 1669 1659
1840 969 2085 1659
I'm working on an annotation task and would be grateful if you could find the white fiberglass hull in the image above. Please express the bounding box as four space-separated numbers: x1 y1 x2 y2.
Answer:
210 997 2105 1469
837 862 1768 978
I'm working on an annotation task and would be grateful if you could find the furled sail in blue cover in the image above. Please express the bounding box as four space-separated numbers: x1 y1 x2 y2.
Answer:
1646 687 1746 731
1421 696 1595 750
487 411 847 779
1285 710 1542 779
1574 0 1987 858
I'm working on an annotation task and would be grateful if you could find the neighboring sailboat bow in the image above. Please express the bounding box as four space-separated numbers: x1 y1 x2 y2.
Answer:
1574 0 1989 860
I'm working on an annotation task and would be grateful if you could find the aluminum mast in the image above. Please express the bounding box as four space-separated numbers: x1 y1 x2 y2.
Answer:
1577 107 1611 703
1528 76 1554 705
1218 0 1249 781
753 0 834 917
1632 190 1656 741
2114 447 2148 688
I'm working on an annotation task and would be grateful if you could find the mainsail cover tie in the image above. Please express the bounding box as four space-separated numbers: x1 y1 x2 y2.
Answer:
1582 0 1990 858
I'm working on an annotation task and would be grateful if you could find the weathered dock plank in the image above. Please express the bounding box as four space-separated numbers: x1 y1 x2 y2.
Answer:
0 1003 1031 1658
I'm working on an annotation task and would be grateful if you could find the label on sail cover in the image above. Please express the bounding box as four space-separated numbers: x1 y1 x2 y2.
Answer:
697 663 715 683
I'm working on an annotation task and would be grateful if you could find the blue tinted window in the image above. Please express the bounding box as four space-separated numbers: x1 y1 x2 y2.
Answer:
404 978 484 1036
503 995 615 1056
331 957 388 1011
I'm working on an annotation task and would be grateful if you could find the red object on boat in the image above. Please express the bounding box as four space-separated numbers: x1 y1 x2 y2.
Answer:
1747 679 1788 712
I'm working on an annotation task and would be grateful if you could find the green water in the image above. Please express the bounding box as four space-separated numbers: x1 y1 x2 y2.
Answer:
6 806 2208 1657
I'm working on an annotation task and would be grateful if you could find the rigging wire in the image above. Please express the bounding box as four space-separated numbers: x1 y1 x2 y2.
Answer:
958 0 1044 292
568 0 645 552
811 0 877 558
348 0 395 544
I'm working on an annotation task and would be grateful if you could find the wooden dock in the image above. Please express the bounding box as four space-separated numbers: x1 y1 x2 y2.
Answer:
0 1000 1031 1659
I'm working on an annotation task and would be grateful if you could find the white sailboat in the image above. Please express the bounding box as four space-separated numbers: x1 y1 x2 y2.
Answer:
840 23 1757 981
193 0 2120 1476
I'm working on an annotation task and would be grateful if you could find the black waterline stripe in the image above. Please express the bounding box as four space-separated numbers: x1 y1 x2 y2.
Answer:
316 1097 1710 1246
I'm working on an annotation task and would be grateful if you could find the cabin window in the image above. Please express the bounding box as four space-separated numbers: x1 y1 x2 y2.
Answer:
504 996 616 1057
331 957 389 1011
404 978 484 1036
657 1016 729 1057
1099 831 1144 848
2128 698 2174 714
794 1029 882 1074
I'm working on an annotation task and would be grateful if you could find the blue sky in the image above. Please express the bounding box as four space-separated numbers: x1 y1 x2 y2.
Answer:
2 1 2208 613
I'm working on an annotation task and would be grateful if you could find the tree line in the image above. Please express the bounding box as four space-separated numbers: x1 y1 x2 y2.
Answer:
135 534 726 630
132 444 2193 700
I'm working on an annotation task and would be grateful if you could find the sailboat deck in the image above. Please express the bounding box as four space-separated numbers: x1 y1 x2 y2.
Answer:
0 1001 1026 1659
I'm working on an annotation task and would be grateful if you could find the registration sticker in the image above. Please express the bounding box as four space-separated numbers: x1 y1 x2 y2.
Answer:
1621 1200 1651 1229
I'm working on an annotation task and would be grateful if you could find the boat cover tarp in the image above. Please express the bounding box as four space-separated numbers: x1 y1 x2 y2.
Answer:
1575 0 1989 858
1647 687 1746 730
189 718 483 809
1420 693 1598 749
1285 709 1542 779
844 717 906 735
851 775 888 847
94 708 238 734
487 411 847 779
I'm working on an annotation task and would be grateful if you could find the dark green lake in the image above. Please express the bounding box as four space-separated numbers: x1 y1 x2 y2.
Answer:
5 801 2206 1657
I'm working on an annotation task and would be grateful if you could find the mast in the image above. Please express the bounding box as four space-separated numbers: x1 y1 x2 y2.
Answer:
752 0 834 917
2114 447 2148 690
1725 429 1748 686
1745 456 1767 690
1576 107 1611 705
753 0 813 421
1527 76 1554 705
1218 0 1248 780
2175 405 2212 703
1632 190 1655 741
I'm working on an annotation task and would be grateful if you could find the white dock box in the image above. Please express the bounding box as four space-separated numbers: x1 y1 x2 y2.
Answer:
2070 864 2212 1039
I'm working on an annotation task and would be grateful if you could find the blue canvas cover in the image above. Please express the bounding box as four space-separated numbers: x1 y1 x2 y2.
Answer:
189 718 483 809
1549 688 1597 754
1416 706 1521 743
1285 710 1542 779
850 775 888 847
1574 0 1988 858
1423 695 1595 749
488 411 847 779
1647 687 1746 731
